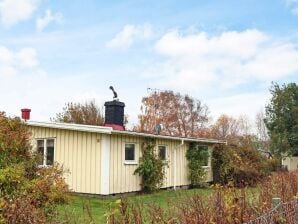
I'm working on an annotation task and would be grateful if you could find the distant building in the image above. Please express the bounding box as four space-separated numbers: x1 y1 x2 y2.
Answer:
282 152 298 171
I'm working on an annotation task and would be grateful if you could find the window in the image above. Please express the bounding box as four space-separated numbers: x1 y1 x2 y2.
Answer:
158 145 167 160
125 143 136 163
37 139 55 166
198 145 209 167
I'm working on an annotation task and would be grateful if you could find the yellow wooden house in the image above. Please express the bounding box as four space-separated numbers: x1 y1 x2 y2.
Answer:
26 99 225 195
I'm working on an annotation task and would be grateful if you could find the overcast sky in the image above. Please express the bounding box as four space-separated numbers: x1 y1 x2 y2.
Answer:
0 0 298 127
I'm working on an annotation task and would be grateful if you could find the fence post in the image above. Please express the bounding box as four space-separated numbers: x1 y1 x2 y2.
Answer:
272 197 283 222
272 197 281 208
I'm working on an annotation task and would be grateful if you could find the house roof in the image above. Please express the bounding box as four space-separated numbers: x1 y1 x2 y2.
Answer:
27 120 226 144
111 130 226 144
27 121 112 134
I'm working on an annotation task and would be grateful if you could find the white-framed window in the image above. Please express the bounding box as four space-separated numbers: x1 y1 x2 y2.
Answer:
36 138 55 166
124 143 137 165
158 145 167 160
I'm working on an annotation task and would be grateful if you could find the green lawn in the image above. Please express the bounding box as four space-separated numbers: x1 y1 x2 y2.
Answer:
57 188 213 223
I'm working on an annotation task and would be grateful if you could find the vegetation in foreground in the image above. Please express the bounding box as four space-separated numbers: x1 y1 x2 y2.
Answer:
59 171 297 224
0 113 69 224
58 188 213 223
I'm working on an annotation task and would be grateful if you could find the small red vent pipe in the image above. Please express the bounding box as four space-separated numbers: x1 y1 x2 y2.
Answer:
21 108 31 121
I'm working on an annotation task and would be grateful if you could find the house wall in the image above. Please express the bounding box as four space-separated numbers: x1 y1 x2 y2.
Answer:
283 156 298 171
109 134 213 194
29 126 214 195
29 126 102 194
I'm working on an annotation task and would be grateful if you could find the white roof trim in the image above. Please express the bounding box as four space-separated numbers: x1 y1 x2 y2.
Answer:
26 121 226 144
26 121 112 134
112 130 226 144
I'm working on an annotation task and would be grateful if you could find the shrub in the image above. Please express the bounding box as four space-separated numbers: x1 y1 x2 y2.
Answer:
212 144 233 184
0 112 32 168
2 197 46 224
232 167 263 187
0 113 69 223
134 138 166 192
212 139 270 187
107 171 298 224
186 142 209 187
261 157 281 173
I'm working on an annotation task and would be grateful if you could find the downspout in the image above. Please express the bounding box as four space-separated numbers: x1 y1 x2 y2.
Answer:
174 139 184 190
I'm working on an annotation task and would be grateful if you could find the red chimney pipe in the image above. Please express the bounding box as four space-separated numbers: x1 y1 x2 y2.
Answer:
21 108 31 121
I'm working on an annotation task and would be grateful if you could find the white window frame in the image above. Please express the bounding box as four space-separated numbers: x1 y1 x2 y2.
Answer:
36 138 55 167
124 143 138 165
157 145 168 161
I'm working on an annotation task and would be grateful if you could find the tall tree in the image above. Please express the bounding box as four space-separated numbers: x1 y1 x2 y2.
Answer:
264 83 298 157
137 90 209 137
211 114 252 145
211 114 241 141
255 110 270 152
53 100 104 125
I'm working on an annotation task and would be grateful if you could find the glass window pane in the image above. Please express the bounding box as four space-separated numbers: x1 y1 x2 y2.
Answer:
293 151 298 157
158 146 166 160
47 139 54 147
198 146 209 166
125 144 135 161
46 139 54 166
37 140 44 165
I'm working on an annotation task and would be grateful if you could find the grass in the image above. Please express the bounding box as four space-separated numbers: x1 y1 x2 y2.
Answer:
57 188 213 223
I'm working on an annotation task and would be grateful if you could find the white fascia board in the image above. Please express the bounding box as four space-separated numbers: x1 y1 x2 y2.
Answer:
26 120 225 144
26 121 112 134
112 130 226 144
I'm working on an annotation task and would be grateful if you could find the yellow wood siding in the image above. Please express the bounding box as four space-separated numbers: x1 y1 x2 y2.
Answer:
109 134 213 194
29 126 101 194
29 125 214 195
109 134 142 194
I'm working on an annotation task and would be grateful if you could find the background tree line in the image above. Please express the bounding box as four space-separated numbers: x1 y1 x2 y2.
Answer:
53 82 297 159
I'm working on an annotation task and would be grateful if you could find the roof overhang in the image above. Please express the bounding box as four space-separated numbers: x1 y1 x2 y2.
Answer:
112 130 226 144
26 121 226 144
27 121 113 134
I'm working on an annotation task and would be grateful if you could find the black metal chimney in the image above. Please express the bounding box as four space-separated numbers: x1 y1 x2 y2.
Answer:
104 86 125 130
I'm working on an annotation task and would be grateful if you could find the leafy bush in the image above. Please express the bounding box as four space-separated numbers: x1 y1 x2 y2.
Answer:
212 138 271 187
186 142 209 187
232 168 263 187
134 138 166 192
0 113 69 223
261 157 281 173
212 144 233 184
0 112 32 168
